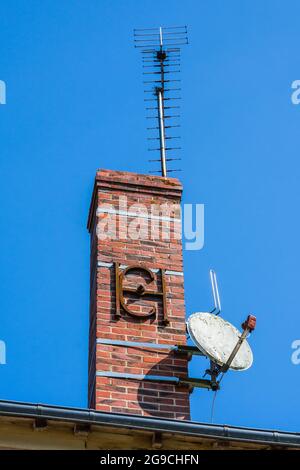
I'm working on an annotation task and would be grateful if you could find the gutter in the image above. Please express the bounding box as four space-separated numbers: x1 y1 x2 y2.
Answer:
0 399 299 448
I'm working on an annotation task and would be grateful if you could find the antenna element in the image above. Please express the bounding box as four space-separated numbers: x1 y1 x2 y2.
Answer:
210 269 221 315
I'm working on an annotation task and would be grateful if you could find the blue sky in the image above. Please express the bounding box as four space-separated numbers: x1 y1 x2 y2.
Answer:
0 0 300 431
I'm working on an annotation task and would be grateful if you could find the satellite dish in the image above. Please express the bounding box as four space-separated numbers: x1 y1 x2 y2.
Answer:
187 312 253 371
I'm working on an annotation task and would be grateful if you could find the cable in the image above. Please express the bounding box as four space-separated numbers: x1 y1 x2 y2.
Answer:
210 390 218 424
210 372 225 423
218 372 225 384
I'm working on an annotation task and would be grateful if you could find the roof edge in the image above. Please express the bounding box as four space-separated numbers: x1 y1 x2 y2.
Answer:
0 399 299 448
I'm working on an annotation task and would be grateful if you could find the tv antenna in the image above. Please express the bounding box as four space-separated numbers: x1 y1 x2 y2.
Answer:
134 26 188 177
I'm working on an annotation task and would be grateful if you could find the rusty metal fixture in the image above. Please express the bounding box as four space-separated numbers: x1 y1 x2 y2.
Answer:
115 262 168 325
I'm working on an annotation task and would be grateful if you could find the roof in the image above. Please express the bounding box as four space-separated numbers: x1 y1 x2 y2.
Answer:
0 399 299 449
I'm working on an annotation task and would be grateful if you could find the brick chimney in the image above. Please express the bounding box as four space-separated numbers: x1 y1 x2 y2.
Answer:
87 169 190 419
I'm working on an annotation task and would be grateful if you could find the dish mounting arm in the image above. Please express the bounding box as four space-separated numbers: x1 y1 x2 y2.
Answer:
220 315 256 373
205 314 256 386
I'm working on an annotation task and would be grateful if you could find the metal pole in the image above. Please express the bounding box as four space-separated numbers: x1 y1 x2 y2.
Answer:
220 327 249 373
159 26 163 47
157 88 167 177
156 26 167 178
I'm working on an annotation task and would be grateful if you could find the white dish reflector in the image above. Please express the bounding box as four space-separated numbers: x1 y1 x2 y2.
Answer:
187 312 253 371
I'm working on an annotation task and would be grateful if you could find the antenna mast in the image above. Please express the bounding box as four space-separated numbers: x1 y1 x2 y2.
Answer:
157 27 167 177
134 26 188 177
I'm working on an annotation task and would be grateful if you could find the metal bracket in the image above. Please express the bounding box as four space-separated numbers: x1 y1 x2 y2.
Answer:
179 376 220 391
97 338 204 356
96 371 219 391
